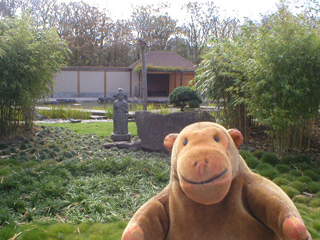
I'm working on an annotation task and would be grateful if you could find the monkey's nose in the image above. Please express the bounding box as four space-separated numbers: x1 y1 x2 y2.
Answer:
194 159 209 167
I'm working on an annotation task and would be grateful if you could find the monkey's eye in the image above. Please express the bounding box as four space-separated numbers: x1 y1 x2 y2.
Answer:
183 139 188 146
214 136 220 142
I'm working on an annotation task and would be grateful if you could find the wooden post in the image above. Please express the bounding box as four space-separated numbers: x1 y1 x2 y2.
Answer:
139 39 148 111
104 71 107 98
77 71 80 97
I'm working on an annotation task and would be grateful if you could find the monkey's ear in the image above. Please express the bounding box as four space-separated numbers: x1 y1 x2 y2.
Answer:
164 133 179 152
228 129 243 149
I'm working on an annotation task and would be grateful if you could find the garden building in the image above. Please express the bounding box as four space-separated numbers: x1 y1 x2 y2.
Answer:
52 51 197 98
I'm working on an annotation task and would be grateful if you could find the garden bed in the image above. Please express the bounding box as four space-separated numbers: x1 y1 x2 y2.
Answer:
0 123 319 239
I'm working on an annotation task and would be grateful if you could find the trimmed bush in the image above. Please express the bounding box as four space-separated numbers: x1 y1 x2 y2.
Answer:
296 176 313 183
256 162 273 171
252 150 265 159
304 170 319 181
261 152 280 166
273 177 290 186
240 150 261 169
312 221 320 232
307 182 320 193
245 156 260 169
257 169 278 180
289 169 302 177
280 174 295 181
310 198 320 207
293 195 311 204
280 185 300 198
168 86 202 111
240 150 254 159
295 162 312 171
281 155 296 165
275 164 291 173
290 181 306 192
294 154 312 164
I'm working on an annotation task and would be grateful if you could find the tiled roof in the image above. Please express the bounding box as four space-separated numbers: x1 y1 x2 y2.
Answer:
129 51 197 71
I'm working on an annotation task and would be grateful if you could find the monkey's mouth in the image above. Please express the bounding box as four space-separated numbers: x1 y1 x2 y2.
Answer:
180 168 228 185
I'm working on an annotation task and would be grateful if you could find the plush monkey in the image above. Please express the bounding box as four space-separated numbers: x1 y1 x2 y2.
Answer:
122 122 312 240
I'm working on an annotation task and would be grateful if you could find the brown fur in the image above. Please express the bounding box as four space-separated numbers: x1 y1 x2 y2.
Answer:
122 122 311 240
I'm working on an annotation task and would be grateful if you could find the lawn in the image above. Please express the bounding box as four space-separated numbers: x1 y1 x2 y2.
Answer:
0 123 319 239
38 122 138 138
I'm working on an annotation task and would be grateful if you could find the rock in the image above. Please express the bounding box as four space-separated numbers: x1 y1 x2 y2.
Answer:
69 119 82 123
134 110 215 152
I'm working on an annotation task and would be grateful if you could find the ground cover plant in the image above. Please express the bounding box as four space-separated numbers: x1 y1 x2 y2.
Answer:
0 124 319 239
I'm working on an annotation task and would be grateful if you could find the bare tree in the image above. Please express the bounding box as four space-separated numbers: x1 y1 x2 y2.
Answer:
0 0 22 18
130 3 177 51
180 1 220 64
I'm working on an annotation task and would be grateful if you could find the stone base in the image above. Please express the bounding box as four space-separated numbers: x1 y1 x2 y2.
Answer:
111 133 132 142
103 141 141 150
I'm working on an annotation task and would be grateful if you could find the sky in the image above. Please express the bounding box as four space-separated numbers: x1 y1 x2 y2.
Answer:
83 0 281 22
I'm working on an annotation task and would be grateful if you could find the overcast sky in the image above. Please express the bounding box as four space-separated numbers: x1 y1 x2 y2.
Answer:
77 0 281 22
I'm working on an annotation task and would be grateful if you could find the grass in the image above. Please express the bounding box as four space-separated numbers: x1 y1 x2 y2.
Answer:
38 106 92 120
38 122 138 138
0 125 319 239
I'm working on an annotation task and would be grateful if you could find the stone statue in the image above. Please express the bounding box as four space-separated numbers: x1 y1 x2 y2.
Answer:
111 88 131 142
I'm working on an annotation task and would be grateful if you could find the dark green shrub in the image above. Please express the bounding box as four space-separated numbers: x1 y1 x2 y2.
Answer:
307 182 320 193
256 163 278 180
281 155 296 165
296 176 313 183
310 198 320 207
245 157 260 169
240 150 260 169
293 195 311 204
256 162 274 171
240 150 254 159
262 170 278 180
169 86 202 111
275 164 291 173
312 221 320 232
304 170 319 181
273 177 290 186
280 173 295 181
261 152 280 166
295 162 312 171
315 167 320 175
289 169 302 177
290 181 306 192
280 185 300 198
294 154 312 164
252 150 265 159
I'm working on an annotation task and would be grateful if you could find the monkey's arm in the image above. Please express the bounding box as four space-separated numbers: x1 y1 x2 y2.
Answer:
245 174 311 240
122 186 170 240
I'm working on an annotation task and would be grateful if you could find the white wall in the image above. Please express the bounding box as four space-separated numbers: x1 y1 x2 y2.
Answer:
107 72 130 97
52 68 135 98
53 71 78 98
80 71 104 97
